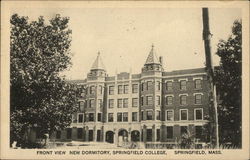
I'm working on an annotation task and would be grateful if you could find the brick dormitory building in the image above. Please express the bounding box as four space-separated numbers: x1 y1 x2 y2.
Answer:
52 45 212 145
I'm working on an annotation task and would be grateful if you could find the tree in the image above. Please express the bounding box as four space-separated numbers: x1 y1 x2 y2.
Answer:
214 20 242 147
10 14 79 148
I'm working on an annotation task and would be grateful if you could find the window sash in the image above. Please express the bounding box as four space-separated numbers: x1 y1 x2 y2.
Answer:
109 99 114 108
180 110 188 120
132 112 137 121
132 84 138 93
108 113 113 122
124 85 129 94
123 99 128 108
195 94 202 104
166 96 173 105
166 111 174 121
195 79 202 89
123 112 128 122
132 98 138 107
78 114 83 123
117 113 122 122
166 82 173 91
180 95 187 105
109 86 114 95
180 81 187 90
195 109 203 120
118 85 123 94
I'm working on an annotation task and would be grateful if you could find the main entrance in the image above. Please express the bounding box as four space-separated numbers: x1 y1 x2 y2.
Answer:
106 131 114 143
118 129 128 146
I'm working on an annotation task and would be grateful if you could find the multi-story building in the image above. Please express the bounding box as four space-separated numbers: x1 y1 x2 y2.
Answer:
55 45 211 145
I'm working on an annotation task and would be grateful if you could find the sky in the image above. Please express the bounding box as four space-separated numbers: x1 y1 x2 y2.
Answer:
11 7 241 80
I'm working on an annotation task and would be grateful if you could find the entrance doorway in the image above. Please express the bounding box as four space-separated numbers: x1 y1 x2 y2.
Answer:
118 129 128 146
106 131 114 143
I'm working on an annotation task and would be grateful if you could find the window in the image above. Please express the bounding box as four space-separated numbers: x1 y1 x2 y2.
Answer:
123 98 128 108
141 111 144 121
195 79 202 89
98 99 102 108
156 129 160 141
156 96 161 105
180 95 187 105
66 128 72 139
132 112 137 122
132 98 138 107
146 96 153 105
166 126 173 139
166 96 173 105
97 130 101 141
195 109 203 120
180 80 187 90
141 97 144 106
108 99 114 108
97 113 102 122
79 101 84 111
89 99 95 108
180 110 188 121
132 84 138 93
77 128 83 139
166 110 174 121
118 85 123 94
146 110 153 120
123 112 128 122
117 113 122 122
108 113 113 122
156 111 161 120
146 81 152 90
89 113 94 122
166 81 173 91
117 99 123 108
89 130 93 141
181 126 188 135
109 86 114 95
90 86 95 94
56 131 61 139
156 81 161 90
195 94 202 104
124 85 129 94
146 129 152 141
78 114 83 123
141 83 144 91
98 85 102 94
195 126 203 139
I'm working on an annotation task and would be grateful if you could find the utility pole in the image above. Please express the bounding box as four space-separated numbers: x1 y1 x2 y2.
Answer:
202 8 219 148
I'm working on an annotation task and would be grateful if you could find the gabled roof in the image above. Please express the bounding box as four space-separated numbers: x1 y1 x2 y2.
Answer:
145 44 160 65
91 52 106 71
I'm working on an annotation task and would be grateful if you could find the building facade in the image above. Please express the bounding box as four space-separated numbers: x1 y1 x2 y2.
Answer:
55 46 211 145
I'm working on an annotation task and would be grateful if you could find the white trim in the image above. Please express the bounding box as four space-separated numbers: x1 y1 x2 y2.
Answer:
193 93 204 96
193 77 203 80
194 108 203 120
166 109 174 121
165 79 174 82
165 94 174 97
180 109 188 121
178 78 188 82
163 73 206 78
179 93 188 96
